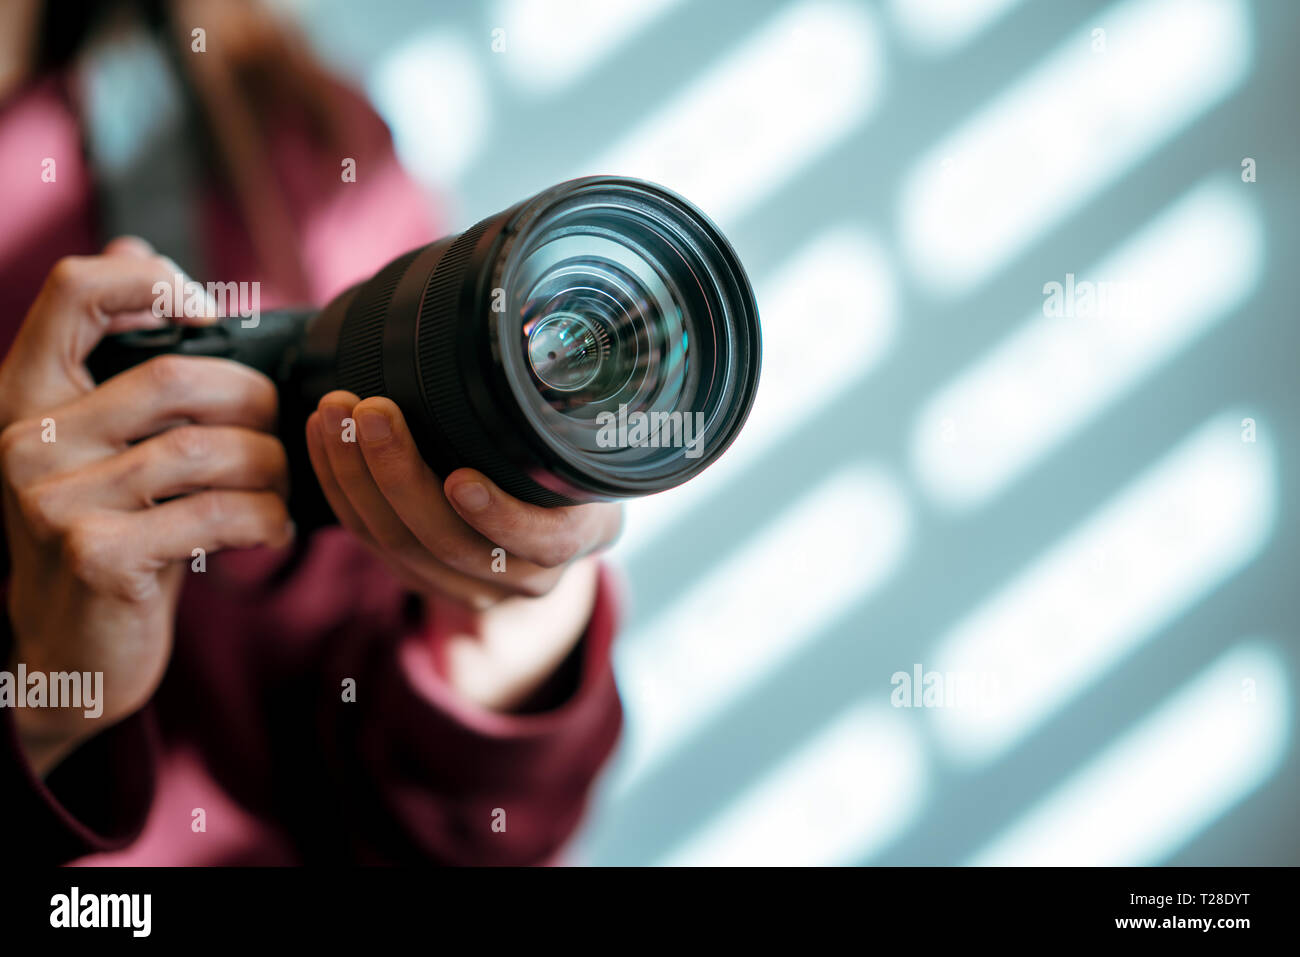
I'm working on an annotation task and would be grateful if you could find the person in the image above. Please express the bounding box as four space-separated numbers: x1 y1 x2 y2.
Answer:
0 0 624 865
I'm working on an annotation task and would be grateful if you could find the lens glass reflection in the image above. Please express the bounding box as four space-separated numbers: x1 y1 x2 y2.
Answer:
513 225 698 459
494 180 757 497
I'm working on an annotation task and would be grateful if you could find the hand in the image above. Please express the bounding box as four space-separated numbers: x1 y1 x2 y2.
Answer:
0 240 293 776
306 391 623 711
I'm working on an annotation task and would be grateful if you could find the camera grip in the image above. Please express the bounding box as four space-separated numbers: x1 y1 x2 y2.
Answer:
85 309 339 534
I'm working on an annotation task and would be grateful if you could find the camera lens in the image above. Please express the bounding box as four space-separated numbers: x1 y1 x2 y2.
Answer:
525 312 606 393
509 217 693 445
299 176 761 507
491 178 759 502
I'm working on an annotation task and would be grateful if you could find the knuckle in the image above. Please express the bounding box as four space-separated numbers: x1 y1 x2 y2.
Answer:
428 533 469 567
163 424 210 462
368 444 409 478
537 534 581 569
0 419 34 469
142 354 192 396
114 572 161 603
114 447 151 500
59 516 152 602
46 256 85 296
194 491 230 527
14 480 64 538
513 571 559 599
61 517 116 583
493 507 531 540
149 253 176 278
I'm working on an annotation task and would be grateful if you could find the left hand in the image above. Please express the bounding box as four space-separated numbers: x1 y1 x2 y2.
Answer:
306 390 623 711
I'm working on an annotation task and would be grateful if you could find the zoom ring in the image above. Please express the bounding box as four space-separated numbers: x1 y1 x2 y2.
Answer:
416 218 578 508
335 248 420 399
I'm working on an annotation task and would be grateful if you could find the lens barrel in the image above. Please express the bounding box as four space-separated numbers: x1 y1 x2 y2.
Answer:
296 176 761 507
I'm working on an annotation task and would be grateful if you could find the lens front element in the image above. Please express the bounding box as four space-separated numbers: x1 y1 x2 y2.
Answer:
526 311 607 393
493 178 759 500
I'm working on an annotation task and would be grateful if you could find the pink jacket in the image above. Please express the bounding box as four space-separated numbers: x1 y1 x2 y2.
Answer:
0 74 623 866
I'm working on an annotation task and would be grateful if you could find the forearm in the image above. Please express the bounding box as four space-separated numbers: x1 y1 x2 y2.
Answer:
1 610 158 865
335 559 624 864
5 604 91 778
7 687 82 778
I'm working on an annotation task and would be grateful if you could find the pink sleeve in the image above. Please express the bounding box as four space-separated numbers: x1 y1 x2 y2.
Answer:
271 88 624 863
317 563 624 864
0 76 624 866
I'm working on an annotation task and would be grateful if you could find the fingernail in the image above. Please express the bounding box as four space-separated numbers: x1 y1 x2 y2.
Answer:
452 482 490 512
356 411 391 444
321 404 345 435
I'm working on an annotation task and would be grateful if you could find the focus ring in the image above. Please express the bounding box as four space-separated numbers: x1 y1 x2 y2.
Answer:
416 218 578 507
335 248 420 398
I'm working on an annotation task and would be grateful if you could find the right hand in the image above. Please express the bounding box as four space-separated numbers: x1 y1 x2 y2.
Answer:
0 239 294 776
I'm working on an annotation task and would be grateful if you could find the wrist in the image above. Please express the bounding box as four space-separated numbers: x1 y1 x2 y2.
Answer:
5 646 94 778
11 709 85 778
435 557 601 713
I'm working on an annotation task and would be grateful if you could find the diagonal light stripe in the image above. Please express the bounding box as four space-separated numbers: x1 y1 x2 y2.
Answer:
911 177 1262 510
491 0 684 97
368 31 490 186
899 0 1252 296
612 466 913 795
887 0 1027 55
969 643 1290 866
616 227 897 557
589 0 884 226
930 411 1276 764
659 704 927 866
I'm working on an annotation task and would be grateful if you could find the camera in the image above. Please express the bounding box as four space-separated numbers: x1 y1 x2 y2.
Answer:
86 177 762 530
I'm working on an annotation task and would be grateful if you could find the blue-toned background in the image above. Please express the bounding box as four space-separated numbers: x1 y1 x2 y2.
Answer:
293 0 1298 865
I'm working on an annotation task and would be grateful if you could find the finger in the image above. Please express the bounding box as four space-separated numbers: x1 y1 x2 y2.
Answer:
56 355 279 445
305 408 377 546
350 396 566 596
443 468 623 569
382 549 515 611
3 254 222 414
316 390 413 546
308 405 514 609
24 253 218 356
129 488 294 563
76 425 289 510
99 237 167 331
102 235 156 259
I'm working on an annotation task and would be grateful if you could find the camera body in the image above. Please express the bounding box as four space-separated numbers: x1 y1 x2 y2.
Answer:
85 307 338 529
86 177 762 533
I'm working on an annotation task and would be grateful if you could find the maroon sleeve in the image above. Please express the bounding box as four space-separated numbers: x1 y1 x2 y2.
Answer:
196 80 625 864
1 562 624 866
310 564 625 865
0 612 160 865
